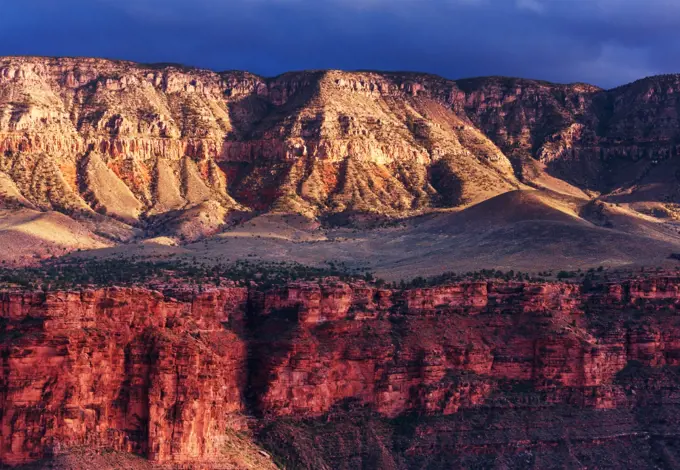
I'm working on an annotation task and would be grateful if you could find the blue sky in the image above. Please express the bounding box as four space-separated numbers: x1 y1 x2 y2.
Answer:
1 0 679 88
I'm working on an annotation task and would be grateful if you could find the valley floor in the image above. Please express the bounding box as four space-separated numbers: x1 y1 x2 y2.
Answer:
24 189 679 282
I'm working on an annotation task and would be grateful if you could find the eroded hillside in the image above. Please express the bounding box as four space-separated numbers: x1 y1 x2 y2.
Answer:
2 57 680 269
0 57 519 227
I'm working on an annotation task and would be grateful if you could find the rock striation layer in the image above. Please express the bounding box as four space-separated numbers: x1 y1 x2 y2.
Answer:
4 58 680 231
0 57 519 228
3 277 680 467
4 57 680 268
0 287 249 466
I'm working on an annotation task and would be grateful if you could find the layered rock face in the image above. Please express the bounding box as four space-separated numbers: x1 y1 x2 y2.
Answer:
0 287 249 466
456 75 680 203
4 277 680 467
248 278 669 419
0 57 519 229
3 56 680 258
253 278 680 468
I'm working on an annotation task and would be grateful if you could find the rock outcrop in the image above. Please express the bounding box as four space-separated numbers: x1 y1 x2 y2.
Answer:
0 287 249 466
3 276 680 467
456 75 680 211
0 57 519 229
4 56 680 265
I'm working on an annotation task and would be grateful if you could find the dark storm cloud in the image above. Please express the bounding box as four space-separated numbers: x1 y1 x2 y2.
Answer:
0 0 678 87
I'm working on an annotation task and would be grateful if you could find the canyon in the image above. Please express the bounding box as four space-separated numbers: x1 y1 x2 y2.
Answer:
2 275 680 468
4 55 680 469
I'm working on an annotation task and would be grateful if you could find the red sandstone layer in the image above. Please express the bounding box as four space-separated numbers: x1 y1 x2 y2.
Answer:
1 277 680 466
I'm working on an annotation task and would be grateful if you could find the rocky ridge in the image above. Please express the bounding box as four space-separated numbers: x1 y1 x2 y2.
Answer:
0 57 519 229
4 58 680 235
457 75 680 214
4 57 680 269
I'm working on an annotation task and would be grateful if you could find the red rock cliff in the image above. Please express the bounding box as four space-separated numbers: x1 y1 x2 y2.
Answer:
0 287 248 466
3 277 680 467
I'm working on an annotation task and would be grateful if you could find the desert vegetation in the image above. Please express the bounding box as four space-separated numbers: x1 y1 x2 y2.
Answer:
0 258 374 290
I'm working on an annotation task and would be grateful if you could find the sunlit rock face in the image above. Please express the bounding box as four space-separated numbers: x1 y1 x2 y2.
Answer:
0 287 249 466
0 56 521 226
3 277 680 467
4 56 680 268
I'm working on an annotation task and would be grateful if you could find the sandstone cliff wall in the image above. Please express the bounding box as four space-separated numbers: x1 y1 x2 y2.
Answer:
0 287 249 465
2 277 680 465
4 57 680 244
0 57 519 224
